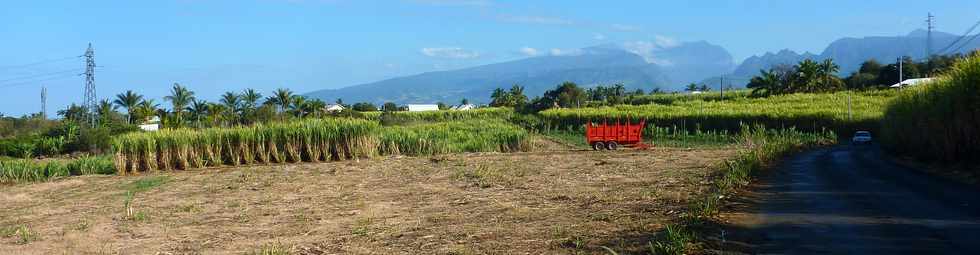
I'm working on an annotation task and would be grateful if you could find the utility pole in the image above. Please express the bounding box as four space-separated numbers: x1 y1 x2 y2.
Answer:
926 13 934 58
926 13 935 76
719 76 724 98
84 43 97 127
41 86 47 120
898 57 904 88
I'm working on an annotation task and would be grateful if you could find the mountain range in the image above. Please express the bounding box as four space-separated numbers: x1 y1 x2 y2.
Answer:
306 29 980 105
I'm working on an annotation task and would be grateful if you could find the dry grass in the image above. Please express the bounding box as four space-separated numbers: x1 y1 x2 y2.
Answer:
0 146 735 254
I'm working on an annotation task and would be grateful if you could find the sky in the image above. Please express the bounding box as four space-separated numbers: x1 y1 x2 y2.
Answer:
2 0 979 116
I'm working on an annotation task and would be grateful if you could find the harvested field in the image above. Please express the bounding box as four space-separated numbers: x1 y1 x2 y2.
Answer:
0 145 736 254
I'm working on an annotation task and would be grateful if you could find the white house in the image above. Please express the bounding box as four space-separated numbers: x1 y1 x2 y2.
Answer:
889 78 935 88
139 116 161 132
451 104 476 111
325 104 345 112
407 104 440 112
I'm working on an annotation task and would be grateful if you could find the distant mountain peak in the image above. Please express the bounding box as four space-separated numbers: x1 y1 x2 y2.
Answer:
305 40 736 105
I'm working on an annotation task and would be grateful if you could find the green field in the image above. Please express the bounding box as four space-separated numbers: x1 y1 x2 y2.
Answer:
540 90 898 135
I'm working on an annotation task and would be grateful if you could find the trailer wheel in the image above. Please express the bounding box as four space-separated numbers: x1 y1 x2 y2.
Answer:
606 141 619 150
592 142 606 151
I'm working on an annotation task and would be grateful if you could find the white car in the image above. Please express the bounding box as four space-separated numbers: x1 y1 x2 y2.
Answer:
852 131 872 144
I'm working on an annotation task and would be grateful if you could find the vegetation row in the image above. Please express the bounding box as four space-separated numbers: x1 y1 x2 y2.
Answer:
538 90 898 135
881 52 980 165
0 155 114 184
110 118 530 174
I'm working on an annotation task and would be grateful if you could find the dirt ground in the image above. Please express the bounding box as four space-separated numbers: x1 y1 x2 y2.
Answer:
0 143 736 254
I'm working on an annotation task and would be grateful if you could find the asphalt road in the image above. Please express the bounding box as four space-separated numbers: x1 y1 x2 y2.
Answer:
732 145 980 254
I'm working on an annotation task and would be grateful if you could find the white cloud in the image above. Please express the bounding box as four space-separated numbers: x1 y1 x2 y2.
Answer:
498 15 574 25
654 35 680 48
621 36 682 66
593 33 607 40
611 24 640 31
420 47 481 59
549 48 583 56
518 47 540 57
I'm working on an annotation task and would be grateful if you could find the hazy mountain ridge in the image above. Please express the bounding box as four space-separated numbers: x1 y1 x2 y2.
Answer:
307 30 980 104
733 30 979 79
307 42 731 104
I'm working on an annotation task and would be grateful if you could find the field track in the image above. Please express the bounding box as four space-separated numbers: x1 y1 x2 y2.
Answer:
719 145 980 254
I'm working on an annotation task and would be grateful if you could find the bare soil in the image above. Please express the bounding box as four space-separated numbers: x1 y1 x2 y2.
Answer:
0 145 735 254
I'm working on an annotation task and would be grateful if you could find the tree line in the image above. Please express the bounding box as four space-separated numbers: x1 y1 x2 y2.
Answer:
747 53 975 96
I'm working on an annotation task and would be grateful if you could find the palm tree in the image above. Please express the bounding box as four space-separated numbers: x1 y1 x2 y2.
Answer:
305 98 327 118
265 88 293 120
241 88 262 123
134 99 160 124
187 99 210 128
113 90 143 124
163 83 195 126
509 85 527 106
795 59 821 93
220 92 241 125
289 95 308 117
206 103 228 127
96 99 117 125
819 59 842 91
748 69 782 97
685 83 699 92
490 88 508 107
58 103 89 122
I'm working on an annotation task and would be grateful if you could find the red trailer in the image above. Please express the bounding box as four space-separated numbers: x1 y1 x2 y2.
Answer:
585 119 651 150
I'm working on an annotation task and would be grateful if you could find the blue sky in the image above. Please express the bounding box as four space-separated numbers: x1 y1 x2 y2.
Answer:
2 0 979 116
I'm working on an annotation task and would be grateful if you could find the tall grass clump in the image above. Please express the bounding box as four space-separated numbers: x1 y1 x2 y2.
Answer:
378 119 530 156
0 155 113 184
881 53 980 165
112 118 380 174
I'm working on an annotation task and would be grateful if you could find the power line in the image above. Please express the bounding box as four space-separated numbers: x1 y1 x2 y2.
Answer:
0 73 79 88
936 18 980 55
947 32 980 55
0 68 84 83
0 56 81 72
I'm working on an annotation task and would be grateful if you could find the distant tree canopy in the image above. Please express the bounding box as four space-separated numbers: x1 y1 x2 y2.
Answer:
489 84 529 108
845 54 967 90
585 84 627 104
351 102 377 112
382 102 398 112
747 59 844 96
519 82 587 113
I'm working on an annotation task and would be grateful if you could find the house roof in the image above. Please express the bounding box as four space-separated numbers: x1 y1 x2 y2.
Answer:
889 78 935 88
407 104 439 111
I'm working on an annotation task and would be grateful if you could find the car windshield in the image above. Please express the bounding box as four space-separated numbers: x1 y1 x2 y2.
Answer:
855 132 870 137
